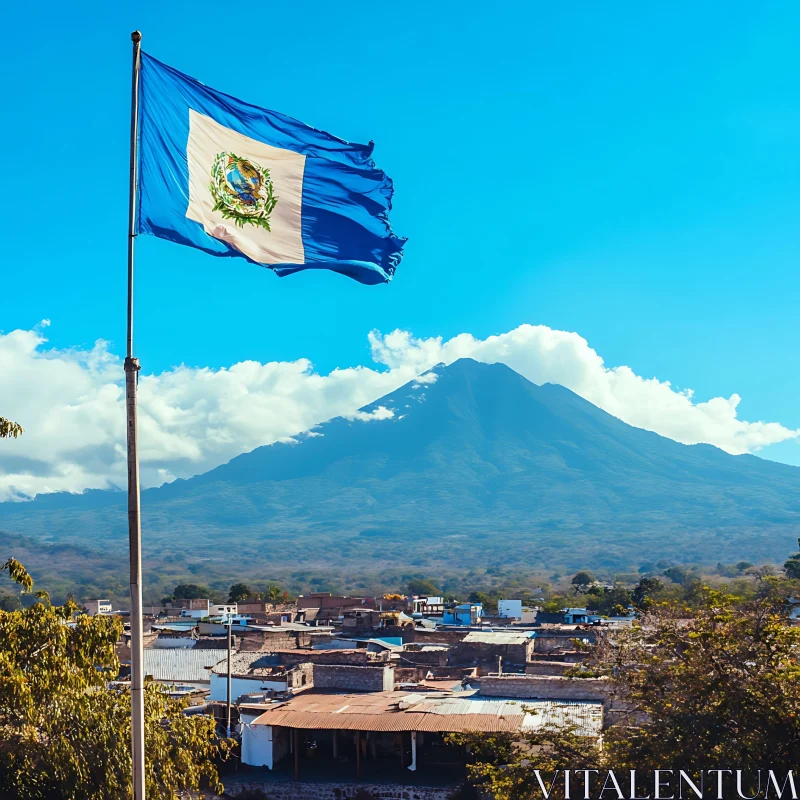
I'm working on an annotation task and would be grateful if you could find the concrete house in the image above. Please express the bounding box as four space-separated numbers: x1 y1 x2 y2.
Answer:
442 603 482 626
241 685 602 779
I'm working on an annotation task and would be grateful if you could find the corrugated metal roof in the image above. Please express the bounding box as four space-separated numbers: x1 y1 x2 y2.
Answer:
462 631 534 644
250 691 602 736
254 709 525 733
142 649 224 683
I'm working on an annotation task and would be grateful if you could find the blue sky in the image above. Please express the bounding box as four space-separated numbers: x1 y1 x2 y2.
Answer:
2 1 800 468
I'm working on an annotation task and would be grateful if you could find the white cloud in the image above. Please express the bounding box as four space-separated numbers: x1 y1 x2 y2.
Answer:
345 406 396 422
0 321 796 501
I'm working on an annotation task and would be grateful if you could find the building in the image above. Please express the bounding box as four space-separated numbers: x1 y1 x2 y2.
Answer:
442 603 482 626
563 608 602 625
411 596 445 616
85 599 113 616
180 602 238 619
298 593 373 612
241 688 602 778
208 653 312 702
498 599 523 619
449 630 535 668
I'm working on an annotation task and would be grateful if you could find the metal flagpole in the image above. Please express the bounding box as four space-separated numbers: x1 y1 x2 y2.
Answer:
226 620 232 738
126 29 146 800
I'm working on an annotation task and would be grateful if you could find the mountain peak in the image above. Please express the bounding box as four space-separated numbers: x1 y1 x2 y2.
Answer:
1 359 798 575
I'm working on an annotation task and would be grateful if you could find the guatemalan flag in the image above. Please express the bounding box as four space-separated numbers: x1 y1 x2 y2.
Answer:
136 54 405 285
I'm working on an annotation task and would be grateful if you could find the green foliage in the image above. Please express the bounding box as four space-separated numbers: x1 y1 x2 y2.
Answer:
584 584 632 615
265 585 283 602
406 577 439 596
784 538 800 579
0 417 23 438
541 595 568 613
448 726 602 800
228 582 252 603
662 564 690 585
452 582 800 799
631 576 663 608
171 582 211 600
570 570 595 588
468 589 500 614
0 560 230 799
605 587 800 775
1 558 33 592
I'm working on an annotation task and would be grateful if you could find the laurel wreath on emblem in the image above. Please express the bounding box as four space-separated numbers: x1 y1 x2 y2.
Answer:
209 152 278 232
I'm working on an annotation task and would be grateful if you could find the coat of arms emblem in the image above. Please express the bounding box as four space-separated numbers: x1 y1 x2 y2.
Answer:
209 152 278 231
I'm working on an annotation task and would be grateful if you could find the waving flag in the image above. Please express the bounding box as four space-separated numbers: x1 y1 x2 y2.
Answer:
136 54 405 285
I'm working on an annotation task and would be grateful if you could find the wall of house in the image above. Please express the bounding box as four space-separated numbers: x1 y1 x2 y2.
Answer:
399 648 449 667
528 650 587 664
288 662 314 689
312 664 394 692
274 649 376 667
524 660 575 676
193 637 231 650
238 631 297 652
533 631 596 653
479 675 611 703
409 629 472 646
241 722 274 768
150 637 196 649
298 594 369 611
450 639 533 667
498 600 523 619
209 673 288 702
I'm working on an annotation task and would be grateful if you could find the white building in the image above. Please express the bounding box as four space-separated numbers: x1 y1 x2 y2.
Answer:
209 652 310 702
498 599 523 619
180 602 238 620
85 599 112 616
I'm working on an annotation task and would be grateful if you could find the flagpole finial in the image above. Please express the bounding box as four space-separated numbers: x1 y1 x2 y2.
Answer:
131 30 142 43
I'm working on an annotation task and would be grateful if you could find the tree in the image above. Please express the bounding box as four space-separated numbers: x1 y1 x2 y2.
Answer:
266 585 283 602
448 725 603 800
0 417 23 439
736 560 754 573
0 559 230 799
452 586 800 799
228 582 252 603
604 587 800 778
406 578 439 596
662 565 689 585
570 570 595 589
584 585 632 616
541 595 568 613
631 576 663 608
784 538 800 579
468 590 499 614
171 582 211 600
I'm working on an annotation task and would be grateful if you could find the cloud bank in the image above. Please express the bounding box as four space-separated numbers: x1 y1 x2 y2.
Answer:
0 322 796 500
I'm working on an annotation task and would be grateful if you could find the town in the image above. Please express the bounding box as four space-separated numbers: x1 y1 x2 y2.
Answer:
91 587 631 796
